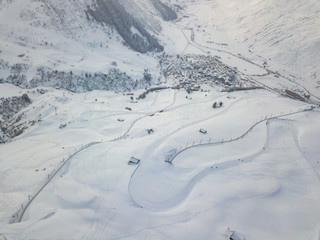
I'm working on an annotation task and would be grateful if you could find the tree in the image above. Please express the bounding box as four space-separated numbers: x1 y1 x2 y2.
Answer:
143 69 152 82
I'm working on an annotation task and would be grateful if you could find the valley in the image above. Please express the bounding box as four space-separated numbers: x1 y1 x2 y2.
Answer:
0 0 320 239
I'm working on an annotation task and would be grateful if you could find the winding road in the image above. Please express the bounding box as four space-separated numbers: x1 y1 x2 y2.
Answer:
13 89 179 223
128 108 312 210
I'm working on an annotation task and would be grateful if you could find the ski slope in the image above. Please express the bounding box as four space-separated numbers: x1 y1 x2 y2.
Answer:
1 85 320 240
1 0 320 239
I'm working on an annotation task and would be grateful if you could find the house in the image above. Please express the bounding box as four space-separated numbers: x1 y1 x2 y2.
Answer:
199 128 207 134
284 89 305 101
230 232 245 240
213 101 223 108
128 157 140 165
212 102 217 108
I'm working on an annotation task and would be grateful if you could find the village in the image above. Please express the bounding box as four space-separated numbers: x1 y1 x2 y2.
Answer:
159 54 259 93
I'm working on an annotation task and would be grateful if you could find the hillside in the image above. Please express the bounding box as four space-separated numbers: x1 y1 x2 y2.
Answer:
0 0 178 92
0 1 320 240
176 0 320 95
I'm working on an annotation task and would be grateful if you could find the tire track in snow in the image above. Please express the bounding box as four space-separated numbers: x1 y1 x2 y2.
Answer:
109 121 274 239
129 109 312 210
14 141 101 223
139 95 243 160
80 142 118 240
292 121 320 182
112 90 178 141
12 89 179 223
170 109 310 163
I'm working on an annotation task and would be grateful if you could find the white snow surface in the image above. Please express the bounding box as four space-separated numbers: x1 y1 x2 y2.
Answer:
1 0 319 93
1 1 320 240
170 0 320 94
0 86 320 240
0 0 161 82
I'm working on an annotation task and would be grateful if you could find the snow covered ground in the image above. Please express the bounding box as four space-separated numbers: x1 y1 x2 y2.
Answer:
170 0 320 96
0 84 320 240
1 0 320 239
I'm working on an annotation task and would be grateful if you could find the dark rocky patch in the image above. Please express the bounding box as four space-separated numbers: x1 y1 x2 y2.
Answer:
0 94 32 143
0 94 31 121
0 60 152 93
87 0 164 53
150 0 177 21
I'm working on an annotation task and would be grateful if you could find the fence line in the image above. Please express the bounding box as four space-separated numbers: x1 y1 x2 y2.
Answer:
166 108 312 164
10 90 180 223
11 142 100 223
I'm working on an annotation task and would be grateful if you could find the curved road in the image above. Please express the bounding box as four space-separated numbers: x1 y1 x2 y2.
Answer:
14 89 179 223
128 108 312 209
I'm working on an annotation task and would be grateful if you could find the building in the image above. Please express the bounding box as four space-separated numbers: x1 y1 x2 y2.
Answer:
199 128 207 134
128 157 140 165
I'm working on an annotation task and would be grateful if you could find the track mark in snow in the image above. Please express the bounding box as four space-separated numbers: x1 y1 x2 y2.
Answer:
11 90 179 223
128 110 311 210
292 124 320 182
129 120 271 210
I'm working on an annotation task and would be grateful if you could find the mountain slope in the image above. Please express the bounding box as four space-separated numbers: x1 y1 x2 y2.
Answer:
0 0 178 92
178 0 320 93
0 0 319 95
1 1 320 240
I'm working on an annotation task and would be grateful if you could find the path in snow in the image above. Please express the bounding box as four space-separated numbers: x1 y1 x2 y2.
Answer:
13 89 179 223
128 109 311 210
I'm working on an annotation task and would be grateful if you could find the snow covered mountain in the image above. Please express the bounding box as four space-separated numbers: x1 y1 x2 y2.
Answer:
179 0 320 95
0 0 179 92
1 1 320 240
0 0 319 94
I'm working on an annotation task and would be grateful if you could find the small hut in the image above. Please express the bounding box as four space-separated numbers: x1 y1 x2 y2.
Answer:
128 157 140 165
230 232 245 240
212 102 217 108
199 128 207 134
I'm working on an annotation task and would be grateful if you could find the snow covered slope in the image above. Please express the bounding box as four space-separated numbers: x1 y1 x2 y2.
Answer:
0 0 178 91
0 0 319 95
0 86 319 240
176 0 320 94
1 1 320 240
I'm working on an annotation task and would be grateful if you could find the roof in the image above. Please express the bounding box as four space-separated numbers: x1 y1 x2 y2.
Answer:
129 157 140 165
199 128 207 133
230 232 245 240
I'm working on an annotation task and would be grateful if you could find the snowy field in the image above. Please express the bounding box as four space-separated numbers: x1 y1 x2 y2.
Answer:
1 84 320 240
1 0 320 239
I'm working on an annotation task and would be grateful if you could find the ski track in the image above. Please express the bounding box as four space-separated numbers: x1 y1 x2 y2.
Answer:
128 118 271 210
12 88 178 223
80 143 119 240
111 118 305 240
82 92 240 236
128 109 311 210
3 87 318 239
292 122 320 182
169 109 310 163
1 2 319 239
141 95 244 158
